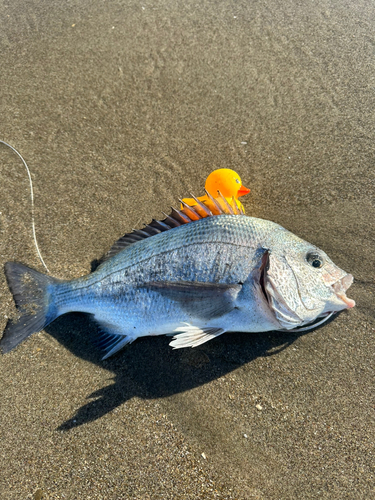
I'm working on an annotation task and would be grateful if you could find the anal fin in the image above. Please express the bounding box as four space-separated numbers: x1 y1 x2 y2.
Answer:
169 325 225 349
96 323 134 360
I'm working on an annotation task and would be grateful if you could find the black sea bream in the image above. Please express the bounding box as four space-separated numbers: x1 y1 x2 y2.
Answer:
1 215 355 358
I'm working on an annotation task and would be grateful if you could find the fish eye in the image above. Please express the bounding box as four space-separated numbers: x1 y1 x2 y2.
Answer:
306 252 324 269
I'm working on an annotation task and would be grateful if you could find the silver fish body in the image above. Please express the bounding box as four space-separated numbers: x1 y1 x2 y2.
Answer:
1 215 355 358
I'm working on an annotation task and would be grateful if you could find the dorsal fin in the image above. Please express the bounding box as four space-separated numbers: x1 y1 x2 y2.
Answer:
99 192 244 263
99 210 190 263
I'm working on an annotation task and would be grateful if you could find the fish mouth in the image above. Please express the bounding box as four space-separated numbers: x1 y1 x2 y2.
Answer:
331 274 355 309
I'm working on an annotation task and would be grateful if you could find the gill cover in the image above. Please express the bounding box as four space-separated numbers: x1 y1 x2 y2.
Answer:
263 252 305 329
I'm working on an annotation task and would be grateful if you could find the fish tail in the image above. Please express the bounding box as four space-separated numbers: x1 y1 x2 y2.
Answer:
1 262 60 354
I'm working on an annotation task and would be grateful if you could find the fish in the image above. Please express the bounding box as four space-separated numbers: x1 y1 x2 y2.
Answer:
1 214 355 359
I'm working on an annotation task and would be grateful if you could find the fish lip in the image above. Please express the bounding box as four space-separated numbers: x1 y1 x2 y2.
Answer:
330 274 356 308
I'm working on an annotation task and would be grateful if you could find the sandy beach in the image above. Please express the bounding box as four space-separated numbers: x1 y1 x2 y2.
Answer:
0 0 374 498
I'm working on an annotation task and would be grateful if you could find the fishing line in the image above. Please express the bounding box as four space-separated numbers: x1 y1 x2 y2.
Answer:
0 140 50 273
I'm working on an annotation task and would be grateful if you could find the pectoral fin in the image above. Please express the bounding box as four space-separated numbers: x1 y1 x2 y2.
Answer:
145 281 242 320
169 325 225 349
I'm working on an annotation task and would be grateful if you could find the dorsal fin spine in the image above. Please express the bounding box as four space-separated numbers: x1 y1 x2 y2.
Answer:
231 196 241 215
150 219 171 231
204 189 225 214
179 199 201 221
216 190 235 215
171 207 192 224
142 226 161 236
188 194 213 216
161 213 181 227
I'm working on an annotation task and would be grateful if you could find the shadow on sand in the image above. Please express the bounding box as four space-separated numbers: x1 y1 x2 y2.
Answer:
42 312 332 431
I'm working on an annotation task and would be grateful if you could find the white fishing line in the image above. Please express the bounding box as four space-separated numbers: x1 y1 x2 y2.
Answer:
0 140 50 273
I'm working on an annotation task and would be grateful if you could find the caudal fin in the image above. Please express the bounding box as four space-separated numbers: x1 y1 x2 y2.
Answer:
1 262 60 354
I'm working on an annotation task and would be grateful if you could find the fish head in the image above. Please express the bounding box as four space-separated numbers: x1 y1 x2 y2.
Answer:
262 231 355 329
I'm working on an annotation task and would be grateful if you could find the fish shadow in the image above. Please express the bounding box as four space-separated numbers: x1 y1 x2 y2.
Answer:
43 312 336 431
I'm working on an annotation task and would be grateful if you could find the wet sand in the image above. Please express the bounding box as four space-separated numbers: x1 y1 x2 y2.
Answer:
0 1 374 498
